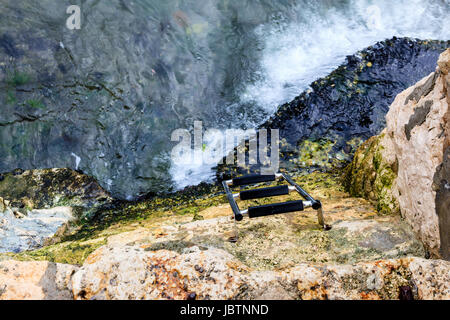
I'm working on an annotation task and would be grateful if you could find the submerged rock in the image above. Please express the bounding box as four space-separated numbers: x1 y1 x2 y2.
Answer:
217 38 450 179
345 49 450 260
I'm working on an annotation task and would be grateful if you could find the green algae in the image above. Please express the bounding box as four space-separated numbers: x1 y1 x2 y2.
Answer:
297 139 335 167
343 134 399 215
25 99 45 109
6 71 31 87
0 238 107 266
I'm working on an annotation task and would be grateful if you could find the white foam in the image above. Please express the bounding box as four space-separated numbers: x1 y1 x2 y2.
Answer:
170 128 249 189
243 0 450 112
71 152 81 170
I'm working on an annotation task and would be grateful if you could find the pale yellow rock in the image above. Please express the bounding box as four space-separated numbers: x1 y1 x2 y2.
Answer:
72 245 248 300
71 244 450 300
381 51 449 257
438 48 450 76
0 260 78 300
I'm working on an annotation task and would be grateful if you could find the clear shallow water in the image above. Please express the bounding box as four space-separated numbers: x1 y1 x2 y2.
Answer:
170 0 450 189
1 0 449 198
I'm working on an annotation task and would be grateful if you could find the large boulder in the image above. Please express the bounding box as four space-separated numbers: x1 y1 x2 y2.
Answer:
345 49 450 259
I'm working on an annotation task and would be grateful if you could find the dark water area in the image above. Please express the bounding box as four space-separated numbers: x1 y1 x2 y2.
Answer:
0 0 449 199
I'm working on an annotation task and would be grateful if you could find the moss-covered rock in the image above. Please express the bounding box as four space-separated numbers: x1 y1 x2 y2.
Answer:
343 133 399 215
0 168 111 213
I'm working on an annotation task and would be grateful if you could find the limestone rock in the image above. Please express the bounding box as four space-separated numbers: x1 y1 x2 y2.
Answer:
72 243 450 300
72 245 250 300
103 201 424 269
345 49 450 259
343 134 399 215
0 260 78 300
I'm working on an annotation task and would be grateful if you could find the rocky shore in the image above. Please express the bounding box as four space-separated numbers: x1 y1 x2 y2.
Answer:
217 37 450 180
0 48 449 300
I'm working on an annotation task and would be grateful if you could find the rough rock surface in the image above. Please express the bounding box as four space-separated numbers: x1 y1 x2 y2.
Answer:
344 134 399 215
0 171 448 300
0 260 78 300
1 243 447 300
345 49 450 259
0 200 75 253
71 244 449 300
104 212 424 269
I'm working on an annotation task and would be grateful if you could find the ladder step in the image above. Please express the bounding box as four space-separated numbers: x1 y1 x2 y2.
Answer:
240 185 289 200
232 174 275 187
248 200 304 218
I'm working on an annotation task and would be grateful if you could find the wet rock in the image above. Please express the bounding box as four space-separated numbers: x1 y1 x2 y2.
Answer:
345 49 450 259
0 260 78 300
0 204 76 253
0 168 112 253
0 168 111 211
343 134 399 215
217 38 449 180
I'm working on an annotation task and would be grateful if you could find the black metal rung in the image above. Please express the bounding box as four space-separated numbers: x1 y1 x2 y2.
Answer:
222 173 329 233
240 185 289 200
232 174 275 187
248 200 304 218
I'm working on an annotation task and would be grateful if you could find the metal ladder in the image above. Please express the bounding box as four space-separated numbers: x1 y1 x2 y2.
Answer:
222 172 331 242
